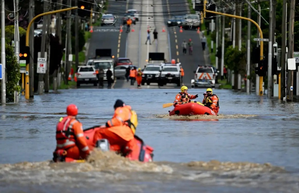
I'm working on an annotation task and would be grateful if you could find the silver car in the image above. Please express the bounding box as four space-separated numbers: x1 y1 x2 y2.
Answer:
115 65 137 79
101 14 117 26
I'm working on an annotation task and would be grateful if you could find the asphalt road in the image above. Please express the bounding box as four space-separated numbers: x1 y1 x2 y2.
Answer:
87 0 206 89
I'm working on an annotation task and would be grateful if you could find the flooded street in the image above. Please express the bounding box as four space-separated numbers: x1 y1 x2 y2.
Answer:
1 88 299 192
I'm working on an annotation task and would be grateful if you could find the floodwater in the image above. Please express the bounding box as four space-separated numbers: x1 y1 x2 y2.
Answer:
1 88 299 193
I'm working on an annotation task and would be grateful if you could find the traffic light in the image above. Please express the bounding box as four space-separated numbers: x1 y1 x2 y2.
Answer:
256 59 266 76
252 46 260 64
78 1 91 17
19 46 30 64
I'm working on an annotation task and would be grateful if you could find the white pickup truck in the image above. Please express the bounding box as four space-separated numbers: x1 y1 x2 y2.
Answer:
76 66 98 87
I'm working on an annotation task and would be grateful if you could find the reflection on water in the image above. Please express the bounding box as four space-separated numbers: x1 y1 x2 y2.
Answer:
1 88 299 192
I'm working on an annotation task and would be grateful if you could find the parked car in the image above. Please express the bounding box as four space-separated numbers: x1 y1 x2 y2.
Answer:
141 63 163 86
122 13 136 25
101 14 117 26
127 9 139 21
115 65 137 79
160 62 181 86
76 66 98 87
167 15 184 27
191 65 216 88
115 57 133 66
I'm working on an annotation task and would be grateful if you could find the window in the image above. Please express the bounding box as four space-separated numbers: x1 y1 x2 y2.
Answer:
79 67 94 72
163 67 178 72
197 68 213 73
118 59 131 63
94 62 112 69
145 67 160 71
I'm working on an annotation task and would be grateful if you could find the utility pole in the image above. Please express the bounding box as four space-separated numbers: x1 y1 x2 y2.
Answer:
255 2 261 95
14 0 20 102
221 15 225 84
65 0 72 84
75 0 79 71
39 0 48 94
1 0 6 105
288 0 295 101
29 0 34 98
215 4 219 77
238 3 242 90
281 0 287 99
267 0 273 98
45 0 52 93
54 0 63 91
246 2 251 94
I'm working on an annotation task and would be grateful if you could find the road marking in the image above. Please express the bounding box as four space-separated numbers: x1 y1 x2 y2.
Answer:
176 51 179 56
176 45 178 49
177 58 180 63
175 39 177 43
93 29 120 32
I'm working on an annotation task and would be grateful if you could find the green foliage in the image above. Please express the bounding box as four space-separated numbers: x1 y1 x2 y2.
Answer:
5 25 26 43
0 44 21 101
224 45 247 75
61 24 86 54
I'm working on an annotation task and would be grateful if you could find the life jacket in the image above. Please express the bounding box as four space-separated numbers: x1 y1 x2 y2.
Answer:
130 69 136 78
56 116 77 149
179 92 190 103
205 94 220 108
126 110 138 134
127 19 132 25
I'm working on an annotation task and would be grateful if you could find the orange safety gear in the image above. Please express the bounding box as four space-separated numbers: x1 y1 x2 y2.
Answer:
127 19 132 25
174 91 197 105
55 116 90 160
66 104 78 116
93 104 135 154
129 68 137 78
203 94 220 114
180 67 184 76
136 70 143 86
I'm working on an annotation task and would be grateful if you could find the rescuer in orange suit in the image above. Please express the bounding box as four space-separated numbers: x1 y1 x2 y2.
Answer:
136 68 143 87
92 99 135 155
180 66 184 84
173 86 198 106
202 88 220 114
53 104 90 161
129 67 137 85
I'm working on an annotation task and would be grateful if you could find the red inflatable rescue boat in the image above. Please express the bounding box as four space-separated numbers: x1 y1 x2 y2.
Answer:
169 102 216 116
54 126 154 163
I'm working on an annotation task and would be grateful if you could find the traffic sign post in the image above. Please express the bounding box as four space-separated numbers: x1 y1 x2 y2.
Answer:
19 60 26 73
254 38 269 42
37 58 47 74
0 64 2 79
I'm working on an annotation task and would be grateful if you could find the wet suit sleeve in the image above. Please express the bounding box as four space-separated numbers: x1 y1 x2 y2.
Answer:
106 108 130 127
73 121 90 158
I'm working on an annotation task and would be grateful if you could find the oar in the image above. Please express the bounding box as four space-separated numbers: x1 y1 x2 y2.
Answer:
162 103 174 108
163 101 204 108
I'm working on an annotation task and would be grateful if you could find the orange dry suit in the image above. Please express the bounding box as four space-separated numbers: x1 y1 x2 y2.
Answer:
93 105 135 155
54 116 90 161
203 94 220 114
174 92 197 106
129 68 137 78
136 70 143 86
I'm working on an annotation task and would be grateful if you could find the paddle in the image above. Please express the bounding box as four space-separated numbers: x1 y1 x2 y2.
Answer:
162 101 204 108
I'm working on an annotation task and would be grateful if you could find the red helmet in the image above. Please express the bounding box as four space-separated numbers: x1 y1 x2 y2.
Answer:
66 104 78 116
189 39 191 41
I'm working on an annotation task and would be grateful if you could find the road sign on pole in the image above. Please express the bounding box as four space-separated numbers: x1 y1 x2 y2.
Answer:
254 38 269 42
19 60 26 73
0 64 2 79
37 58 47 74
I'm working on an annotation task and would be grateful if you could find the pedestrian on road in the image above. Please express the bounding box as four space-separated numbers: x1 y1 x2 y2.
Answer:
180 66 184 85
152 29 158 44
106 68 113 89
182 40 187 54
125 66 130 82
145 30 151 45
188 39 193 55
98 68 104 88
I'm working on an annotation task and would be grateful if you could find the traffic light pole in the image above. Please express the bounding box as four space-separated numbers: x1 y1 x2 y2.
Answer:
203 1 264 96
25 6 78 99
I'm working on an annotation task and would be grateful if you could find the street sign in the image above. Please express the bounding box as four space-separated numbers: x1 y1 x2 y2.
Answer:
288 58 296 70
37 58 47 74
254 38 269 42
0 64 2 79
19 60 26 73
294 52 299 63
